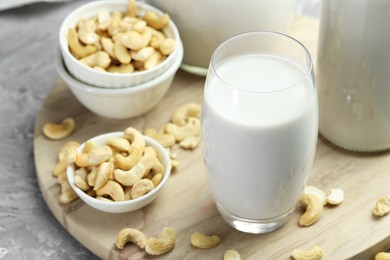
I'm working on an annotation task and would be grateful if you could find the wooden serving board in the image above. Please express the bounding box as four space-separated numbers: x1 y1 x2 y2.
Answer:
34 16 390 259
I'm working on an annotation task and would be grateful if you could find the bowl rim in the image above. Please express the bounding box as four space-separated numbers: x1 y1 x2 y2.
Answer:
55 37 183 95
59 0 181 79
66 132 172 210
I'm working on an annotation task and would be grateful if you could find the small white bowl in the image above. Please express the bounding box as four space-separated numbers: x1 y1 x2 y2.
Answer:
67 132 171 213
55 40 183 119
59 0 181 88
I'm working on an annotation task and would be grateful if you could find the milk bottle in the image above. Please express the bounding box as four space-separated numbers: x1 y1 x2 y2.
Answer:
317 0 390 151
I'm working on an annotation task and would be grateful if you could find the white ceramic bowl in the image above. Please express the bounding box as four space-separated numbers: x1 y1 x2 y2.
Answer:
55 40 183 119
67 132 171 213
59 0 181 88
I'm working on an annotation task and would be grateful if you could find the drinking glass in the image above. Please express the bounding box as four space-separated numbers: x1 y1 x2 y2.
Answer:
201 31 318 234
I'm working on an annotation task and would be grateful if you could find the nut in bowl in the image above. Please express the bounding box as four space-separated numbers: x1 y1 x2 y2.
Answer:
66 129 171 213
55 39 183 119
59 0 181 88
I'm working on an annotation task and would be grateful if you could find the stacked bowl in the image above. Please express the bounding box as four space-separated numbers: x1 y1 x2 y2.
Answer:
56 0 183 119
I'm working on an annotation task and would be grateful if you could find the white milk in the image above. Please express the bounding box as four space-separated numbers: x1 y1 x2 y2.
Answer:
317 0 390 151
202 54 318 219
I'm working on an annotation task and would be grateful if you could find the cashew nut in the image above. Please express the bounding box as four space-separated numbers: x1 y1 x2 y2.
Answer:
159 38 176 56
303 186 327 206
373 196 390 217
75 153 90 167
326 188 344 205
82 140 97 154
179 136 200 150
131 46 154 62
59 181 78 204
53 160 67 177
101 37 116 59
190 232 220 249
97 8 111 30
143 10 170 30
67 28 97 59
144 128 175 148
144 50 162 70
291 245 323 260
121 31 145 51
43 117 75 140
114 163 145 186
106 137 130 152
58 140 80 161
299 193 323 226
78 19 99 45
94 162 114 190
80 51 111 69
376 252 390 260
65 145 78 163
96 180 125 201
116 227 147 250
127 0 137 17
151 173 163 187
131 179 154 199
145 227 176 255
114 35 132 64
88 145 113 166
171 102 201 126
224 250 241 260
165 117 201 142
115 127 145 170
75 175 90 191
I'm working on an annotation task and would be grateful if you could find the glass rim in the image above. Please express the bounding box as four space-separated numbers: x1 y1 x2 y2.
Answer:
209 31 314 94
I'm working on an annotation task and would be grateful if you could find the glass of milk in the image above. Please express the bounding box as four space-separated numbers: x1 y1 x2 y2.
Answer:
201 31 318 234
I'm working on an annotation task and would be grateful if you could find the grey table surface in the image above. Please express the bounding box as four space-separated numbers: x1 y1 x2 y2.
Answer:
0 1 320 259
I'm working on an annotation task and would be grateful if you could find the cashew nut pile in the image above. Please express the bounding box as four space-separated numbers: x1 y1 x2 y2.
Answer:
299 186 344 226
144 102 202 171
67 127 165 202
115 227 176 256
43 117 75 140
68 0 176 74
53 141 80 203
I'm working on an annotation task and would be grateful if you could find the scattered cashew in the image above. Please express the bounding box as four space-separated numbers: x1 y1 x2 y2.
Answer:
58 141 80 161
59 181 78 204
326 188 344 205
143 10 170 30
224 250 241 260
43 117 75 140
53 160 67 177
67 28 97 59
65 145 78 163
291 245 323 260
179 136 200 150
190 232 220 249
165 117 201 142
373 196 390 217
144 128 175 148
116 228 147 250
145 227 176 255
96 180 125 201
131 179 154 199
376 252 390 260
171 102 201 126
299 193 323 226
303 186 327 206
